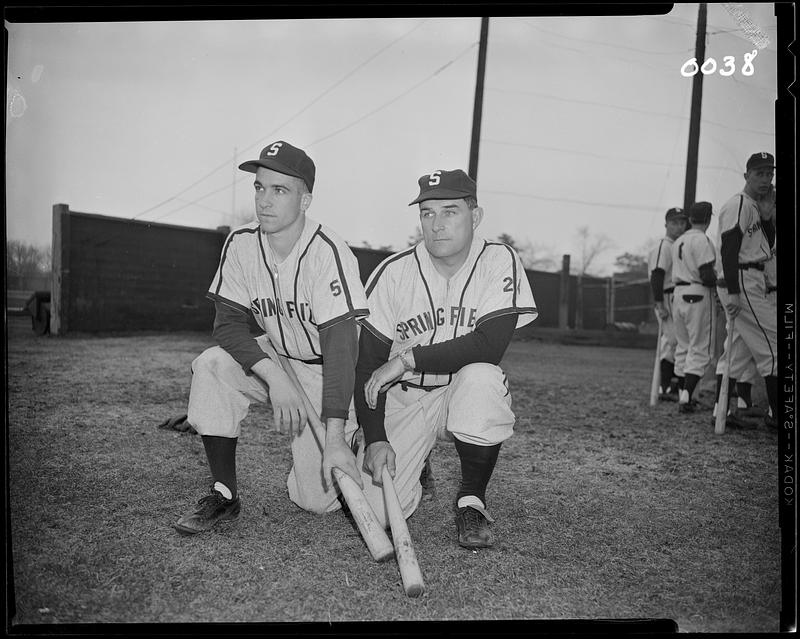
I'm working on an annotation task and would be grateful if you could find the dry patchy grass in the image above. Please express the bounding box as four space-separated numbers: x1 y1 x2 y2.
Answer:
6 318 781 631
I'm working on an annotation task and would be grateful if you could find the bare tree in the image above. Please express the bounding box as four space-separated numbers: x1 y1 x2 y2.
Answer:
7 240 50 277
573 225 615 276
496 234 558 271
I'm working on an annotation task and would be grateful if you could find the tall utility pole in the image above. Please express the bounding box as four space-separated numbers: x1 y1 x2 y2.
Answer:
468 17 489 181
683 3 707 212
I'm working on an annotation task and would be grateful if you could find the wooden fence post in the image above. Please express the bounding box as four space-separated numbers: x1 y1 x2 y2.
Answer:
575 273 583 330
558 254 570 329
51 203 70 336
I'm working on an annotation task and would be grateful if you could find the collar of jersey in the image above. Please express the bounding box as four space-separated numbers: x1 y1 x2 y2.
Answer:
260 215 318 268
416 234 485 282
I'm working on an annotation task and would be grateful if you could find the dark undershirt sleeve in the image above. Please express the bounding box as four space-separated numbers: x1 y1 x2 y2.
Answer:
720 227 744 294
319 318 358 421
761 218 775 248
650 268 665 301
698 262 717 288
412 313 518 373
212 301 269 372
354 327 392 446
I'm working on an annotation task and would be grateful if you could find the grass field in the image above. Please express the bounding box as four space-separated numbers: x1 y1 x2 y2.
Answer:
6 316 782 632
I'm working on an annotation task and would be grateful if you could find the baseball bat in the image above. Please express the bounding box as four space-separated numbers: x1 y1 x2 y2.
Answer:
715 315 736 435
649 319 663 406
381 467 425 598
263 342 394 562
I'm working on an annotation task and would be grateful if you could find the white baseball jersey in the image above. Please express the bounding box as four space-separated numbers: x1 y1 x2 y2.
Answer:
716 191 772 266
208 216 369 363
648 237 677 291
362 235 537 388
672 229 716 286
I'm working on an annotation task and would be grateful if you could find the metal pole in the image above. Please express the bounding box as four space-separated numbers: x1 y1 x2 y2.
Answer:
468 17 489 181
683 3 707 212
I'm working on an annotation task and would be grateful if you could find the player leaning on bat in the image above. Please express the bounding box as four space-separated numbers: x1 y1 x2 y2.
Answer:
354 169 537 549
712 152 778 429
670 201 719 414
173 141 371 534
648 207 689 401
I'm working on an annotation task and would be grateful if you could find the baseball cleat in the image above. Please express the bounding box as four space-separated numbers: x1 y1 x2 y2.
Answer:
174 489 241 535
419 455 436 500
678 400 697 414
455 506 495 549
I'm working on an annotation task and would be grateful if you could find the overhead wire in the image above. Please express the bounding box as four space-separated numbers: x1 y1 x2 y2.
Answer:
129 19 429 223
142 34 479 225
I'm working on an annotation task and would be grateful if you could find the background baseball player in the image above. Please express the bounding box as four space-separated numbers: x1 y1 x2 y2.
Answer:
671 201 718 414
713 152 777 429
648 207 689 400
174 140 370 534
353 169 537 549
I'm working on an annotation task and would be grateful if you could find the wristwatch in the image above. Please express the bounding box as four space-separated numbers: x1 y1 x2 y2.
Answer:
398 349 415 372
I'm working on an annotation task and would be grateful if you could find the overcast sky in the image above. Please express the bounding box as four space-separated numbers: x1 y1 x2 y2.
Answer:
5 4 780 275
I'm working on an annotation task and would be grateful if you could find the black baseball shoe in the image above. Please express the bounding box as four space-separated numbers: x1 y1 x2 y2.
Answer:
174 489 240 535
678 400 697 414
419 455 436 501
455 506 495 549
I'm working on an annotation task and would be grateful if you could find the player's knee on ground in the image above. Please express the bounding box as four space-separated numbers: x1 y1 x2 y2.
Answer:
446 363 514 446
192 346 232 378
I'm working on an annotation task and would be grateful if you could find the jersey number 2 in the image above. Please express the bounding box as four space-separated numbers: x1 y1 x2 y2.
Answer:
502 277 514 292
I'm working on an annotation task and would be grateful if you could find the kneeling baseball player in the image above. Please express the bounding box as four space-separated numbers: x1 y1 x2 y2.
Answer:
354 169 537 549
173 141 370 534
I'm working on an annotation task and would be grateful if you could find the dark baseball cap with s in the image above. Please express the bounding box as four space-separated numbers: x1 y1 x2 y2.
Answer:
745 152 775 172
409 169 477 206
238 141 316 193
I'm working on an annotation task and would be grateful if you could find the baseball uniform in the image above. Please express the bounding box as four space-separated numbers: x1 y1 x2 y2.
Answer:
355 233 537 528
671 207 718 409
188 215 369 513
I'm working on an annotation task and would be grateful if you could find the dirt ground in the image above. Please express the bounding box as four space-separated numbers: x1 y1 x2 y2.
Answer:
5 316 783 632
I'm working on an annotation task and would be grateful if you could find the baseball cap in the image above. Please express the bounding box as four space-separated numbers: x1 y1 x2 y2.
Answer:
688 201 713 223
745 152 775 172
238 141 316 192
664 207 687 222
408 169 477 206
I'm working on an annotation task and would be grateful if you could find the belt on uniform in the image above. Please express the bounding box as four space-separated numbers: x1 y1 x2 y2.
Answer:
739 262 765 271
663 287 675 294
768 286 777 293
675 281 692 286
399 380 445 393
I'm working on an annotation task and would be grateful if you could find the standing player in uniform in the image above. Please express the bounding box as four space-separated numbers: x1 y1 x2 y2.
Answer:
648 207 689 400
713 152 777 428
671 202 718 414
173 141 370 534
353 169 537 549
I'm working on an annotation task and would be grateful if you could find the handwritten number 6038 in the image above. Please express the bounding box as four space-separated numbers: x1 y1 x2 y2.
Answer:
681 50 757 77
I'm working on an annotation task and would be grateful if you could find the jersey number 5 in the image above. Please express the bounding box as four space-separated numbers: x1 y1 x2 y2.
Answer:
330 279 342 296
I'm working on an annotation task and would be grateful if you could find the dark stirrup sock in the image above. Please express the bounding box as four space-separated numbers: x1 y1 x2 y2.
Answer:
202 435 238 499
764 375 777 419
684 373 700 400
454 438 501 506
735 382 753 408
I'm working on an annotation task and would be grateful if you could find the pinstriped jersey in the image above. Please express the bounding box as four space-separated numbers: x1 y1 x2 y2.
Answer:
716 191 772 265
207 216 368 363
362 235 537 388
647 237 676 290
671 228 717 285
